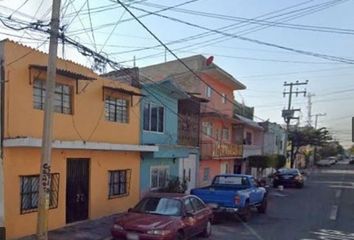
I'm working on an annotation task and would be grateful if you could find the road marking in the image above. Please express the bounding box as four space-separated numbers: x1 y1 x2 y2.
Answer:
329 205 338 220
335 189 342 199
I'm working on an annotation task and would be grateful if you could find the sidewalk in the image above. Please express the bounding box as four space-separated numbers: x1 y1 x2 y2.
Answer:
19 214 119 240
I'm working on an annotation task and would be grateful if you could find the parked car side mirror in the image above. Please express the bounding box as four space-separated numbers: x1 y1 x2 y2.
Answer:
185 211 194 218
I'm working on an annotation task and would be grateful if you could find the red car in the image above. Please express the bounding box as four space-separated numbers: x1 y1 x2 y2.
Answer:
111 193 213 240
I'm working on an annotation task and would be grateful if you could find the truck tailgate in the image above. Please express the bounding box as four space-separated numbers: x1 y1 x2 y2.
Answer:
191 187 238 208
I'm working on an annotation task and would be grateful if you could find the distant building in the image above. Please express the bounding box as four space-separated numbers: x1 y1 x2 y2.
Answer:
259 121 287 156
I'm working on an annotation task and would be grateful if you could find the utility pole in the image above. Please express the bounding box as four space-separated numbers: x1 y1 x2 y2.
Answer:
282 80 308 130
282 80 308 168
312 113 326 165
37 0 61 239
313 113 326 129
0 60 5 238
307 93 315 126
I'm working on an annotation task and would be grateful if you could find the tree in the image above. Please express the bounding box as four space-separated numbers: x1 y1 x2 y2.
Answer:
248 155 270 178
269 154 287 169
318 141 344 159
288 126 332 168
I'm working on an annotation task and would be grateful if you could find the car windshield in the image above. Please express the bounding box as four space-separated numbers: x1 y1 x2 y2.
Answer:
132 197 182 216
280 169 299 175
213 176 249 187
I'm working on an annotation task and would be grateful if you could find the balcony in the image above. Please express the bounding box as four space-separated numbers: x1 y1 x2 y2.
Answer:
243 144 263 158
201 142 243 159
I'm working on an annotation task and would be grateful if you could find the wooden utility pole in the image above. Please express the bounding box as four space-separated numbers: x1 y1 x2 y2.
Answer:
37 0 61 239
282 80 308 130
282 80 308 168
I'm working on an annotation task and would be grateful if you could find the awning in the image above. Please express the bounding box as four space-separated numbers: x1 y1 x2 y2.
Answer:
29 64 96 94
103 86 144 97
29 65 96 81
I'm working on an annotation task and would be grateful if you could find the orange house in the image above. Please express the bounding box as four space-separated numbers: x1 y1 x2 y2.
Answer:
0 39 157 239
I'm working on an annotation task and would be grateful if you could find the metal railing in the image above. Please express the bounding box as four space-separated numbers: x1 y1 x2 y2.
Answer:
201 142 243 159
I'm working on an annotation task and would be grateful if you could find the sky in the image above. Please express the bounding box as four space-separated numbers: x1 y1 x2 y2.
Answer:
0 0 353 148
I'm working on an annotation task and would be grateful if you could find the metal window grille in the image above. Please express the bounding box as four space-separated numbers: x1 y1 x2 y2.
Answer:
20 173 60 214
108 169 131 199
105 96 129 123
33 79 72 114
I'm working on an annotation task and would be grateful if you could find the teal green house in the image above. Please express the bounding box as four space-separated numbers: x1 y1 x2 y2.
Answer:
140 79 199 196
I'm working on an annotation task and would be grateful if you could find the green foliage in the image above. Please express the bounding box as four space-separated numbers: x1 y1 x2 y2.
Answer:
248 155 270 170
157 177 187 193
269 154 287 169
318 141 344 159
288 126 332 167
248 154 286 170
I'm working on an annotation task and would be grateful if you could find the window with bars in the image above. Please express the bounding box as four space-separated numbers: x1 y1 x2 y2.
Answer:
105 96 129 123
202 122 213 137
108 169 131 199
20 173 60 214
221 93 226 104
33 79 72 114
222 128 229 140
206 86 212 98
143 103 164 133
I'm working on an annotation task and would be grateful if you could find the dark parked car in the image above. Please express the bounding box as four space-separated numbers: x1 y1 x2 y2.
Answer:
272 168 305 188
111 193 213 240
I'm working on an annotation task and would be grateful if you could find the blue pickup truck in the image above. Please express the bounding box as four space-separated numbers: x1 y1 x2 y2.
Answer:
191 174 267 222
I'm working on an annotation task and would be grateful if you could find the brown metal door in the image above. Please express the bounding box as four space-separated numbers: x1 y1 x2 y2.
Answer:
66 158 89 223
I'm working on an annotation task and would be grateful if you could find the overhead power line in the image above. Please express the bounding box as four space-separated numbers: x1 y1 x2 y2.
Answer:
138 1 354 36
123 3 354 65
110 0 349 62
113 0 268 123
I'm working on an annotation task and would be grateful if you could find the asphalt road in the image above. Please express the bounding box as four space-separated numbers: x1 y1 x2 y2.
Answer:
196 163 354 240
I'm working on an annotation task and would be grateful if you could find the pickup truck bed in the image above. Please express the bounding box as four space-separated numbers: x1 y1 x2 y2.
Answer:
191 174 267 221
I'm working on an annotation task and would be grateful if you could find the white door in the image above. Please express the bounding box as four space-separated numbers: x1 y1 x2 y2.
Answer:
179 154 197 193
220 162 229 174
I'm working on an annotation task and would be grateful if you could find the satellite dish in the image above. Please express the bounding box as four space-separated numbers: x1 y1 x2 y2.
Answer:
206 56 214 66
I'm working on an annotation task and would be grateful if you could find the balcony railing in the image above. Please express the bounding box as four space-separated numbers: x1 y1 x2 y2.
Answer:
243 144 263 158
201 142 243 159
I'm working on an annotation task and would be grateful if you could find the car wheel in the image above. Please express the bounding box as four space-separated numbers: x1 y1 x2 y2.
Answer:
175 231 185 240
240 202 251 222
297 183 304 189
200 219 212 238
257 197 267 214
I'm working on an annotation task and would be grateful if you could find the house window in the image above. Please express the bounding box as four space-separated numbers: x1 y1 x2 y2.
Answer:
222 128 229 140
202 122 213 136
108 169 131 199
143 103 164 132
221 93 226 104
203 167 210 181
150 166 169 189
245 132 252 145
33 79 72 114
20 173 60 214
206 86 212 98
105 96 129 123
280 140 283 150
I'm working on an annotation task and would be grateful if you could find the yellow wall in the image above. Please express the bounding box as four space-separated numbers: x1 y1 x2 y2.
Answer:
0 40 143 239
4 148 140 239
2 40 140 144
